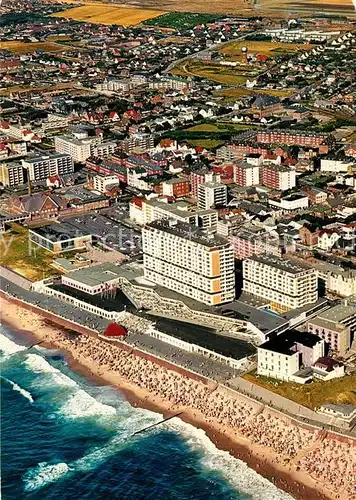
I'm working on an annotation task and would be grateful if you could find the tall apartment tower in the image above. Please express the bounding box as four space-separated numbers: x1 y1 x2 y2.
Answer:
233 162 260 187
190 170 221 198
198 182 227 210
243 254 318 313
0 162 24 187
261 164 296 191
21 153 74 181
142 220 235 305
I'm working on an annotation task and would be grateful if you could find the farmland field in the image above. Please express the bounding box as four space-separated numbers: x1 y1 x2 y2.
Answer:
51 4 165 25
0 41 65 54
258 0 355 12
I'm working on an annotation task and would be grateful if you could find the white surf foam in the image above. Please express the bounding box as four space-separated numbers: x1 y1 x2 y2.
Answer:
167 418 293 500
1 376 34 403
0 332 27 356
24 353 77 387
24 462 69 492
59 389 117 419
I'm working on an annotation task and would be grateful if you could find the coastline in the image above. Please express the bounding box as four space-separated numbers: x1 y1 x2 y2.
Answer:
0 298 339 500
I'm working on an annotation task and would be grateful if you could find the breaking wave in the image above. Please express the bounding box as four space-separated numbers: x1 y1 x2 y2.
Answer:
2 329 291 499
23 462 70 492
59 389 117 419
167 418 293 499
0 332 27 356
1 376 34 403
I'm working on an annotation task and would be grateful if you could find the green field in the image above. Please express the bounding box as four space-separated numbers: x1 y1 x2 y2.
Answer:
186 122 251 133
243 370 356 409
144 12 222 29
187 139 225 149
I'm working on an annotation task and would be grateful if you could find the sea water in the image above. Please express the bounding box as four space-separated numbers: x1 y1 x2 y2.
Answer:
0 325 292 500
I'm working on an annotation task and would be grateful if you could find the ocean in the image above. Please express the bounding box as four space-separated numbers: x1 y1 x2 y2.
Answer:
0 325 291 500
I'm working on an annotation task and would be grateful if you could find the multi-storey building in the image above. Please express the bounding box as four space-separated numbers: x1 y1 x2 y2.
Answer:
91 142 118 158
161 178 191 197
142 219 235 305
257 130 334 153
320 158 354 173
22 153 74 181
230 226 290 260
86 157 127 184
0 162 24 187
257 330 325 383
134 198 218 229
308 302 356 356
120 134 154 153
233 162 260 186
92 174 120 194
148 77 190 91
190 170 220 198
243 254 318 312
261 164 296 191
54 133 102 162
198 182 227 210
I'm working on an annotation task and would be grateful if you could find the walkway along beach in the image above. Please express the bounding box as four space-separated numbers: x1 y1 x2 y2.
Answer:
1 294 355 500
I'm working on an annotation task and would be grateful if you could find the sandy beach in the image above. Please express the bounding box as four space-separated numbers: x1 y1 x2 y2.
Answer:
1 296 355 500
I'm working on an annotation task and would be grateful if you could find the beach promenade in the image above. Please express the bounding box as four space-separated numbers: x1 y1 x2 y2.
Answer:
1 296 355 500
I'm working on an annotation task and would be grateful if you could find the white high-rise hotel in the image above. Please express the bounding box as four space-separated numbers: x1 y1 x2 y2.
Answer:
142 220 235 305
243 254 318 313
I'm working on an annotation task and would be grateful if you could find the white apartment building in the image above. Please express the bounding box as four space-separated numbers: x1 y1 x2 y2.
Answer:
264 28 340 42
257 330 325 383
54 133 103 163
198 182 227 210
91 141 118 158
93 174 119 193
320 158 354 173
243 254 318 313
269 193 309 213
22 153 74 181
142 219 235 305
41 113 68 131
0 162 24 187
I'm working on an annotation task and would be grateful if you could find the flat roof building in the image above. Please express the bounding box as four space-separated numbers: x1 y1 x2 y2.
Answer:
243 254 318 313
257 330 325 383
308 301 356 356
143 219 235 306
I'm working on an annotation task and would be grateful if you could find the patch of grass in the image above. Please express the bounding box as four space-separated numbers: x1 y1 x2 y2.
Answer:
46 34 72 42
345 131 356 143
243 370 356 409
215 87 293 101
0 82 79 96
0 224 61 281
188 139 225 149
171 60 253 85
186 122 251 132
51 4 165 26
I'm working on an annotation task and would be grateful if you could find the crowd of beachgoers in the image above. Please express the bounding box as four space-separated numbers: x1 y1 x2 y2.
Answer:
59 330 356 500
